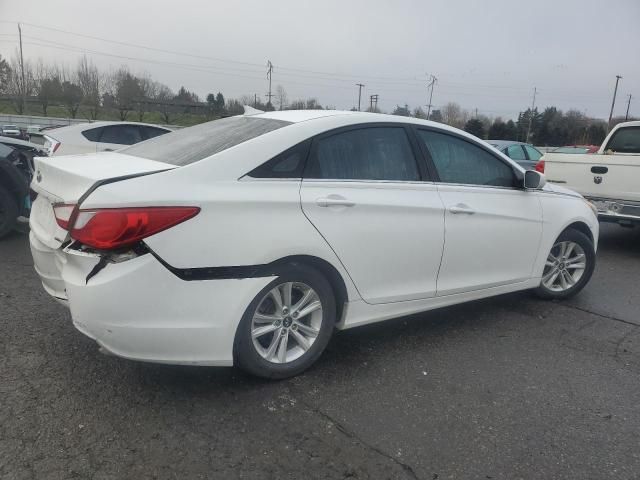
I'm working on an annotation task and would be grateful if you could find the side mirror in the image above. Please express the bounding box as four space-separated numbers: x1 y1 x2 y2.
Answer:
524 170 546 190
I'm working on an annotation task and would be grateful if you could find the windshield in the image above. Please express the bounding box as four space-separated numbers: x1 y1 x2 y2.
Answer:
121 116 291 166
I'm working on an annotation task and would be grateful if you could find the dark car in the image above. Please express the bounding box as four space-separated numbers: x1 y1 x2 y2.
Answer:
0 143 34 238
488 140 543 170
551 145 599 154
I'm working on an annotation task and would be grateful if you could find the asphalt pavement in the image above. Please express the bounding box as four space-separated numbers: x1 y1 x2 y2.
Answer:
1 224 639 480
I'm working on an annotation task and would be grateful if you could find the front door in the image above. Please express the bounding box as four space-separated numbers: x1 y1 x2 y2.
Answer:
415 129 543 296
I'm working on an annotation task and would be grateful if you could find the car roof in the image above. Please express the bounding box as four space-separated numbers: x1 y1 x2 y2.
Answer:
487 140 529 148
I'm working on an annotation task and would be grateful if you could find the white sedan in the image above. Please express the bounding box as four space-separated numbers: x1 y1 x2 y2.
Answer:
29 110 598 378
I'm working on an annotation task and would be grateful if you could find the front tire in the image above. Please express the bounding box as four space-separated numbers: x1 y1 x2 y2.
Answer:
234 264 336 379
534 228 595 300
0 186 18 239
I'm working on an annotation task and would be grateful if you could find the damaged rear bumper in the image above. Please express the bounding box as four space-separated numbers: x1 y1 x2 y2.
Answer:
29 234 273 366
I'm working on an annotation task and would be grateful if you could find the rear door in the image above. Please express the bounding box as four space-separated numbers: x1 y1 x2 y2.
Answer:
415 129 542 296
300 124 445 304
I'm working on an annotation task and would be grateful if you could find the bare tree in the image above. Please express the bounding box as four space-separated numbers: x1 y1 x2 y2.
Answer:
6 51 35 114
441 102 469 128
77 55 103 120
153 83 175 124
112 66 142 120
35 60 62 116
275 85 288 110
136 74 158 121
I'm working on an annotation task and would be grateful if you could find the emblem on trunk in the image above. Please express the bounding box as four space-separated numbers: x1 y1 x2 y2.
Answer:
593 176 602 184
36 170 42 182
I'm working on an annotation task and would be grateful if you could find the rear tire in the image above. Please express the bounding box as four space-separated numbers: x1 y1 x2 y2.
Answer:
0 186 18 239
534 228 595 300
234 264 336 379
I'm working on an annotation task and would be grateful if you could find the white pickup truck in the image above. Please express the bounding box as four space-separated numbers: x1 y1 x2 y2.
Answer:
539 120 640 226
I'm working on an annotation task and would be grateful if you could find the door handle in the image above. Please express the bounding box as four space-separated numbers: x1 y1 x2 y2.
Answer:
316 196 355 208
591 166 608 174
449 204 475 215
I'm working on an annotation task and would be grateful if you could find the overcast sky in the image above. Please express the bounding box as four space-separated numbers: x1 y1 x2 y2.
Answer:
1 0 638 120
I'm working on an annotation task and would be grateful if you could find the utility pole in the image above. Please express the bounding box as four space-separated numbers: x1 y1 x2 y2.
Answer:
356 83 365 111
625 94 632 121
18 23 26 114
254 93 258 108
369 94 378 112
265 61 274 108
426 75 437 119
525 87 537 143
475 108 478 118
608 75 622 129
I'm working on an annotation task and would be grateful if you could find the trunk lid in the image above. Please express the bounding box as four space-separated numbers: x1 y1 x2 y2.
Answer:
30 151 174 249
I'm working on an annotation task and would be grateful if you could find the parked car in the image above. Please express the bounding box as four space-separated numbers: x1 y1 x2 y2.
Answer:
539 120 640 226
0 143 34 237
551 145 599 154
29 110 598 378
32 121 172 156
1 125 22 138
488 140 543 169
0 136 48 172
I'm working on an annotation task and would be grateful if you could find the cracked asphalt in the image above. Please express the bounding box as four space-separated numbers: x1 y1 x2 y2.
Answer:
1 224 639 479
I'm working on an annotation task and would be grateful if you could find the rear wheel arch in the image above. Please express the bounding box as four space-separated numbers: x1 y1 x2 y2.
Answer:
259 254 349 324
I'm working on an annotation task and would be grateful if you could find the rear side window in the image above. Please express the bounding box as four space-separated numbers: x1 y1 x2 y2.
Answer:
99 125 144 145
506 144 526 160
0 143 13 158
524 145 542 160
605 126 640 154
81 127 103 142
143 126 169 140
305 127 420 181
122 117 291 166
248 141 310 179
418 130 516 188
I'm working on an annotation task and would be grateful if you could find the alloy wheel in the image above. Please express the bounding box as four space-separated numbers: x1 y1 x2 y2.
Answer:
541 241 587 292
251 282 323 364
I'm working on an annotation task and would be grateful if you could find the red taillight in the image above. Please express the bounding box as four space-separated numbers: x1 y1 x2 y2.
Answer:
69 207 200 250
535 160 545 173
52 141 61 153
53 203 77 230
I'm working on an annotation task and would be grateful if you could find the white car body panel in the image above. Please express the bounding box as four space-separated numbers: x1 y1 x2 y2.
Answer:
542 121 640 222
28 110 599 365
435 184 542 295
300 180 444 304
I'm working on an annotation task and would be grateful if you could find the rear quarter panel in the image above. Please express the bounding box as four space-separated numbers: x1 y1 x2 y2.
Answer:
82 172 361 301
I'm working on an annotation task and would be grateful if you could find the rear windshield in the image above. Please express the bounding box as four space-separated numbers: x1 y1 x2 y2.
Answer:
121 116 291 166
605 126 640 154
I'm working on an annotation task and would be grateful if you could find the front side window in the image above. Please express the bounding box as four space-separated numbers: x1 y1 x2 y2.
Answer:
605 126 640 154
524 145 542 160
506 144 526 160
305 127 420 181
418 130 516 188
